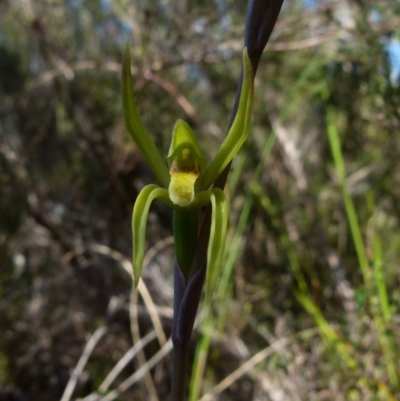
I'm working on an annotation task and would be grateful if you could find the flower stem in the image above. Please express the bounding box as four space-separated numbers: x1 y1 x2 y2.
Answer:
171 339 190 401
173 209 199 283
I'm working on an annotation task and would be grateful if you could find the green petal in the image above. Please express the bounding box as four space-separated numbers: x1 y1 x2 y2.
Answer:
122 45 170 188
202 48 254 190
205 188 228 304
132 184 172 286
167 119 207 170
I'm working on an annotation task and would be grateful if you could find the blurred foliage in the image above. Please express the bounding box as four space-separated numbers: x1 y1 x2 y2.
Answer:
0 0 400 400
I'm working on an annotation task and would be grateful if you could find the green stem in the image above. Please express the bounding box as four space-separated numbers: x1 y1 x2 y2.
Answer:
173 209 199 282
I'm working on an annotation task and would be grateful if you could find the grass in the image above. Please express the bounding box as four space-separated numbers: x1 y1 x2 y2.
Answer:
185 63 400 400
326 107 398 390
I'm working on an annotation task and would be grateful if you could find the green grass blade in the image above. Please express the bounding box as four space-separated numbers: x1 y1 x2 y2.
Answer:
326 107 399 387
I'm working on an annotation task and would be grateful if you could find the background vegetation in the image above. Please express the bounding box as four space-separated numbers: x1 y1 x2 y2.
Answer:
1 0 400 400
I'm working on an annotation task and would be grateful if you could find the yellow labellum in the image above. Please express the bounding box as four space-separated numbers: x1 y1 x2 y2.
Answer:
169 172 198 206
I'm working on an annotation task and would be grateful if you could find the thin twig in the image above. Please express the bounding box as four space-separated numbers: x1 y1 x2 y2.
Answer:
128 238 175 401
62 242 172 401
143 70 198 121
99 338 174 401
98 330 158 392
89 241 172 401
60 326 107 401
199 328 321 401
63 242 172 346
198 337 288 401
129 283 160 401
97 310 208 401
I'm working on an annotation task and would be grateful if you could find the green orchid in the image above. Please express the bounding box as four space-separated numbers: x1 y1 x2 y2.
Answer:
122 45 254 303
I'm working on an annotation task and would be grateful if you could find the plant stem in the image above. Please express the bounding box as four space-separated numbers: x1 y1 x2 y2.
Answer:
171 339 190 401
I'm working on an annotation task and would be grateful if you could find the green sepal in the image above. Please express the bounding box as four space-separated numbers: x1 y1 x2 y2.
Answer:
132 184 173 286
122 45 170 188
205 188 228 304
202 48 254 190
173 209 199 282
176 188 228 302
167 119 207 171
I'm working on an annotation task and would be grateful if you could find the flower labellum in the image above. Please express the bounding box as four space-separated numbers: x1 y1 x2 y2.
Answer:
169 148 200 206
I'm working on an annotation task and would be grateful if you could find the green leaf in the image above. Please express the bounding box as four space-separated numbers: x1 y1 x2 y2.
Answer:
202 48 254 190
132 184 172 286
205 188 228 304
122 45 170 188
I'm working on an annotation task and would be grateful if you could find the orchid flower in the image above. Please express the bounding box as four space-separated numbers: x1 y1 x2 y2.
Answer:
122 46 254 304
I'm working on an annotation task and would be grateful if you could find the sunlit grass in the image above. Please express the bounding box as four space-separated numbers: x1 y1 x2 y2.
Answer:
187 58 400 401
326 107 398 390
